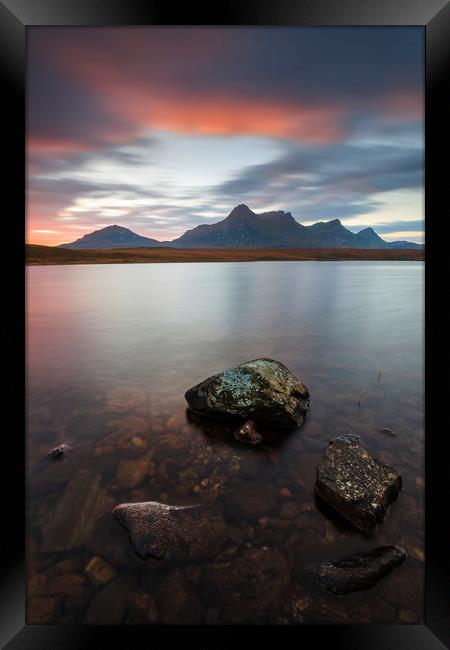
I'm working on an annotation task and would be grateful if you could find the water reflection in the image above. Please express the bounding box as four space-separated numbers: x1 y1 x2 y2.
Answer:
27 261 424 624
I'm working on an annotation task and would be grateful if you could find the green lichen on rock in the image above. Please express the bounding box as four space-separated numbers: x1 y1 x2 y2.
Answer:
185 358 310 427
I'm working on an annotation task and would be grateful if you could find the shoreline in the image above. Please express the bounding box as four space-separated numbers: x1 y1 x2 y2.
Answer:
26 244 424 266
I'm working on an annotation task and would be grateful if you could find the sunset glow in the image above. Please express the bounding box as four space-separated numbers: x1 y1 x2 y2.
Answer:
27 27 424 245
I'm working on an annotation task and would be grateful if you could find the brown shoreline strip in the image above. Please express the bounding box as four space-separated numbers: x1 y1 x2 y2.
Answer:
26 244 424 266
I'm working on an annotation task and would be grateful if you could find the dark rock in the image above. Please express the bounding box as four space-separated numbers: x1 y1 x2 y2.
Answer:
206 547 289 623
85 574 136 625
112 501 226 566
380 428 396 437
233 419 263 446
185 358 309 427
44 444 72 461
158 568 203 624
316 436 402 533
308 545 407 594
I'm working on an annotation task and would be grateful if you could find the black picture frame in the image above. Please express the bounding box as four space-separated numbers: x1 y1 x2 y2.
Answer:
2 0 448 646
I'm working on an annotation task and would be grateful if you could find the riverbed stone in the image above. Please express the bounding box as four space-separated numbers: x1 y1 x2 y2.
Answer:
85 573 136 625
112 501 226 566
185 358 310 427
44 444 72 461
206 547 289 623
41 471 116 553
158 568 203 624
308 545 407 594
316 436 402 533
225 481 278 519
27 596 58 624
233 420 263 446
84 556 117 586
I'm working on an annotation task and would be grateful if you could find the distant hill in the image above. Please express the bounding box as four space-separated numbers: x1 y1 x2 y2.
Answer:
57 205 423 250
59 224 161 249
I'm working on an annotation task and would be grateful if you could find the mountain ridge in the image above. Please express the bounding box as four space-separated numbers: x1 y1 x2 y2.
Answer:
57 205 423 250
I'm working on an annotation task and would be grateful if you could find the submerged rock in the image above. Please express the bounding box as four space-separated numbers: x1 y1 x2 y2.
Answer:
158 568 203 624
233 419 263 446
316 436 402 533
84 556 117 586
44 444 72 461
41 471 115 553
112 501 226 566
308 545 407 594
185 358 310 427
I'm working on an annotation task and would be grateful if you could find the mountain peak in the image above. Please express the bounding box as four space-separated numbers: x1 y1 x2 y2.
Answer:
227 204 255 217
59 224 160 250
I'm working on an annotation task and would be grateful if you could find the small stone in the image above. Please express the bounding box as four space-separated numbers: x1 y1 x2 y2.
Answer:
200 478 209 488
308 545 407 594
316 436 402 533
409 546 425 562
158 569 203 624
116 458 149 489
28 573 48 596
380 428 396 437
279 501 300 520
204 607 220 625
85 574 135 625
225 482 277 519
44 444 72 461
233 420 263 446
279 487 293 498
128 591 159 623
131 436 145 447
45 573 84 597
84 556 117 586
27 597 57 624
398 608 418 623
112 501 226 566
206 547 289 623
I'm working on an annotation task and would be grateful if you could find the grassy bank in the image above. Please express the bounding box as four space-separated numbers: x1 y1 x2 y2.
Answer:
26 244 425 266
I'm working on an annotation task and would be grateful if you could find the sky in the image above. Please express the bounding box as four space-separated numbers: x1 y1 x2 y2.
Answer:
27 27 424 245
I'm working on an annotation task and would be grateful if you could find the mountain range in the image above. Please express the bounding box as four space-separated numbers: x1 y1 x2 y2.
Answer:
59 204 423 250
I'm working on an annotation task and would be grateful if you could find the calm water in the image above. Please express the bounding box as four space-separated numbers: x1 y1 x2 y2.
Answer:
27 261 424 625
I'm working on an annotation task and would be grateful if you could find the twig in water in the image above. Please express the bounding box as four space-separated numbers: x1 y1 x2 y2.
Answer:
377 370 382 384
358 390 366 407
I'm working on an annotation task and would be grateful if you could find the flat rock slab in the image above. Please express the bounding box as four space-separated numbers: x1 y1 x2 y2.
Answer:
112 501 226 566
308 545 407 594
185 358 310 427
316 436 402 533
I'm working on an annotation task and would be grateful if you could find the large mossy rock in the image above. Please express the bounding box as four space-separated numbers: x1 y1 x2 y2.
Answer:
185 358 310 427
316 436 402 534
